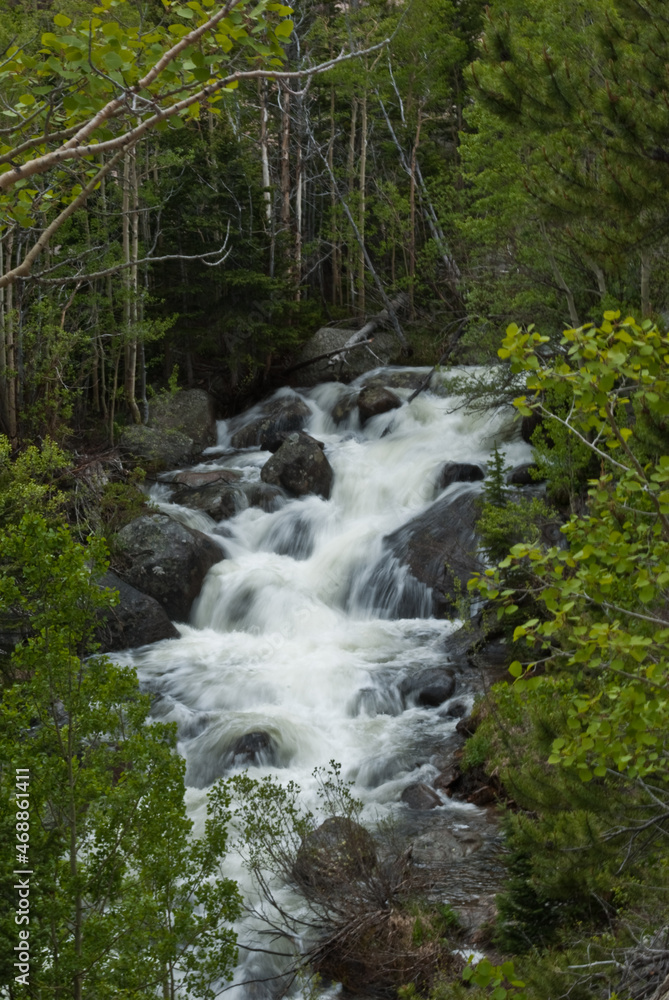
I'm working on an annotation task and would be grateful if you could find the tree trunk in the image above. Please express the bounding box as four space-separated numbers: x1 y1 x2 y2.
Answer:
346 98 358 309
123 148 141 424
409 107 423 320
259 80 272 226
295 141 303 301
329 86 341 306
358 89 368 318
280 86 291 231
641 249 652 318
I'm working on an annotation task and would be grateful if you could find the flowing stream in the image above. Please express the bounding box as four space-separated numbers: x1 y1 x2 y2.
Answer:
115 368 532 997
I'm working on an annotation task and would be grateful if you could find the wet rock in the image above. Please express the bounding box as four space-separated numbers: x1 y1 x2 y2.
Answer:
357 385 402 425
439 462 484 490
231 731 275 765
294 817 377 890
440 700 468 719
400 782 443 810
455 714 479 738
115 514 222 621
434 766 459 793
170 478 286 520
469 785 498 807
149 389 216 452
165 468 243 488
349 686 403 718
360 369 427 392
230 394 311 449
119 425 196 469
243 482 287 511
507 462 542 486
400 667 456 707
383 489 483 616
95 571 180 651
443 760 504 806
468 637 509 682
332 392 359 425
261 431 334 499
293 327 397 386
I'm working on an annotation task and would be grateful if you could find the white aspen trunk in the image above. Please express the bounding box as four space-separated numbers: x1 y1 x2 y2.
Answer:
329 86 341 306
295 142 302 302
123 149 141 424
358 89 367 317
259 80 272 225
346 98 358 309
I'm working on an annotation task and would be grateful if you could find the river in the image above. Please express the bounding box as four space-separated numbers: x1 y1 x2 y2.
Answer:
115 367 532 997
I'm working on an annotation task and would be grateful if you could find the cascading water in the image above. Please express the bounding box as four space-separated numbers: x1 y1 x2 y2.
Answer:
114 368 532 997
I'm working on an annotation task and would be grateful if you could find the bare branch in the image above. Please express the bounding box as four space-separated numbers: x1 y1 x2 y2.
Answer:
0 146 128 289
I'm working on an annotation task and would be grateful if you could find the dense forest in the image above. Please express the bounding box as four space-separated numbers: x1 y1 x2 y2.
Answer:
2 0 669 998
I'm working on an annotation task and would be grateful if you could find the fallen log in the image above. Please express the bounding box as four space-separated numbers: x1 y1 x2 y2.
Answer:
328 293 408 367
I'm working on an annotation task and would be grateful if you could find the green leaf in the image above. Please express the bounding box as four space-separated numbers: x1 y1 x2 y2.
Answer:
274 17 294 37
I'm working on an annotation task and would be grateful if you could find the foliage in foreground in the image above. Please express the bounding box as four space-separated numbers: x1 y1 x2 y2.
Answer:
0 514 241 999
455 313 669 1000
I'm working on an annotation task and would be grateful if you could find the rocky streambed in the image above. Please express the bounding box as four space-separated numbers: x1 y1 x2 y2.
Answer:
107 366 536 997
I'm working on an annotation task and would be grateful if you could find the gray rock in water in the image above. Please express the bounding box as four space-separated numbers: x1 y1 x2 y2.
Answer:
231 731 275 765
383 488 483 616
95 571 180 651
331 392 359 425
400 667 455 707
171 475 286 520
165 468 243 488
357 385 402 425
439 463 484 490
293 327 398 386
294 816 377 890
119 425 196 469
507 462 543 486
400 783 443 810
230 394 311 449
149 389 216 451
115 514 222 621
261 431 334 499
360 368 427 392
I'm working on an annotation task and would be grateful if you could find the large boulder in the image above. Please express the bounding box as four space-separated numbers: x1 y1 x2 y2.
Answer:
357 385 402 425
400 667 456 707
438 463 484 490
231 731 275 766
261 431 334 499
293 817 377 890
507 462 543 486
383 488 483 616
115 514 222 621
292 327 398 386
95 571 180 651
119 425 196 468
400 783 443 811
149 389 216 451
171 478 286 519
230 393 311 450
360 368 427 392
165 468 243 488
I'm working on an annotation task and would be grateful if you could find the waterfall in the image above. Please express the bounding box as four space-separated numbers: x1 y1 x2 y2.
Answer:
115 368 532 997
